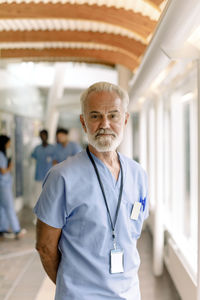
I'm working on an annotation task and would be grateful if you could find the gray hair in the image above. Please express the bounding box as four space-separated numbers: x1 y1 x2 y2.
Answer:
80 81 129 114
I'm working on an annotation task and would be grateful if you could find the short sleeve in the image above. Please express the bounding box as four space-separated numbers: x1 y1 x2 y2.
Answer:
0 152 6 168
72 143 82 156
143 171 149 220
34 168 67 228
31 147 37 159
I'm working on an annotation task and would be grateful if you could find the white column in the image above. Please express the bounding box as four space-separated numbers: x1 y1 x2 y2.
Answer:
153 96 164 276
45 63 66 143
197 60 200 300
48 109 59 143
139 106 147 170
117 65 133 158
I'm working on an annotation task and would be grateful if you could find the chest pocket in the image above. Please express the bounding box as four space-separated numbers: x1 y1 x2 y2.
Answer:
124 199 144 240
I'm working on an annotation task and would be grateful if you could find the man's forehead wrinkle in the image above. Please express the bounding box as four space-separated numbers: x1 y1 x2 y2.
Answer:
88 90 119 98
84 92 124 115
89 109 120 114
87 92 122 104
88 100 121 106
87 102 122 111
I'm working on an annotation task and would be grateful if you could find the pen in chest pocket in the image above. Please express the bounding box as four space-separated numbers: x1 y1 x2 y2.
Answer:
131 196 146 220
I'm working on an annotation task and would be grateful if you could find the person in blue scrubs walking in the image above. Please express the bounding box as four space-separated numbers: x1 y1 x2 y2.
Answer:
34 82 148 300
31 129 55 207
0 135 26 239
53 128 82 164
0 206 9 236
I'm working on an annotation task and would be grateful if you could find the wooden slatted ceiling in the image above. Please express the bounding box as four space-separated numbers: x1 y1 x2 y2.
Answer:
0 1 167 70
0 48 138 70
0 30 146 58
9 56 115 68
0 3 156 39
148 0 165 6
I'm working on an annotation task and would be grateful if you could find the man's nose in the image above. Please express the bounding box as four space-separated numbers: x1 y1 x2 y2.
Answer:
100 115 110 128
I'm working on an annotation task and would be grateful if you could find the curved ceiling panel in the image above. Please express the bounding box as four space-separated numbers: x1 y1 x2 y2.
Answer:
0 3 157 39
0 0 168 71
0 30 146 57
0 0 162 20
0 19 148 44
0 48 138 70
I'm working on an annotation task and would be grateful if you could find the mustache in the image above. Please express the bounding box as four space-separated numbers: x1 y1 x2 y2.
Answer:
95 129 116 138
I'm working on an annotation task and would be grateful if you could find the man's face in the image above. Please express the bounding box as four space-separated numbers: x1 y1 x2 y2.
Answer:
6 140 11 149
57 133 67 144
40 133 48 143
80 91 129 152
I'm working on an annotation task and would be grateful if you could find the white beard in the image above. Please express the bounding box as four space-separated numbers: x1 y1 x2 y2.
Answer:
87 128 124 152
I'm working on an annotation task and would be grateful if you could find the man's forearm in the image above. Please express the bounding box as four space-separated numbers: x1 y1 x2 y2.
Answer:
37 245 61 284
36 219 62 283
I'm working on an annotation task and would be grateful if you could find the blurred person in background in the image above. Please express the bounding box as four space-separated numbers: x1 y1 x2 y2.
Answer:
53 128 82 164
31 129 54 207
0 207 9 237
0 135 26 239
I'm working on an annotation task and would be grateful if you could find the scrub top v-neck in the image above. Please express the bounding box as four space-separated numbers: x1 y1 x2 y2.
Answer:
34 150 148 300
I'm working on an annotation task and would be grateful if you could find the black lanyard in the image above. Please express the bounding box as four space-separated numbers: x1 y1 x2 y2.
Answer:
86 146 123 244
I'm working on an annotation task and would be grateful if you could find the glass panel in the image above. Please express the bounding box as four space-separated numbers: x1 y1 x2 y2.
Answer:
183 102 191 238
148 106 156 208
161 62 197 277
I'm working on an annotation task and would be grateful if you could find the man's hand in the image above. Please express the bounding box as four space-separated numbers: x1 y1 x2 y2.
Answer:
8 160 13 170
52 159 58 165
0 163 12 174
36 219 62 284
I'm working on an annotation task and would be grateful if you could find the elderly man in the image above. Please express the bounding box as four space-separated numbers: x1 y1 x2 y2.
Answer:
34 82 148 300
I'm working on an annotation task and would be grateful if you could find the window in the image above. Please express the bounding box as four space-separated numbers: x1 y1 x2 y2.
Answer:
163 66 198 278
147 105 156 209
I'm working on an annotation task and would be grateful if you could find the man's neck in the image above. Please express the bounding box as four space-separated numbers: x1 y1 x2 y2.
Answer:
42 142 48 147
61 141 68 147
88 145 119 169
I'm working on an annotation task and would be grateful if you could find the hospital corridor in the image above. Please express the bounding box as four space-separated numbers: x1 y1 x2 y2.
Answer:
0 207 180 300
0 0 200 299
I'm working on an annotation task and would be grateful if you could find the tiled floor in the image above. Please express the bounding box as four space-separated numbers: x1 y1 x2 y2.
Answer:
138 230 181 300
0 207 181 300
0 207 46 300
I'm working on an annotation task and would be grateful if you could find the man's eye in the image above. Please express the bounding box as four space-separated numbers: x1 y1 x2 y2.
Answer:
109 113 119 119
91 115 98 119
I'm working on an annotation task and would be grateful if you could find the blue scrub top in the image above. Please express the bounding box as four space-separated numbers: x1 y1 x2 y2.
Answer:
31 144 55 181
34 150 148 300
53 141 82 163
0 151 12 185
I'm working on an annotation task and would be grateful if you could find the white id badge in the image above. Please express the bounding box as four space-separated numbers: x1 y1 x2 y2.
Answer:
110 249 124 274
131 202 141 220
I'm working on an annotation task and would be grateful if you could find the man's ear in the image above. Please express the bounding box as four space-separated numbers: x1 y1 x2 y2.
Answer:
125 112 129 126
80 115 87 133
